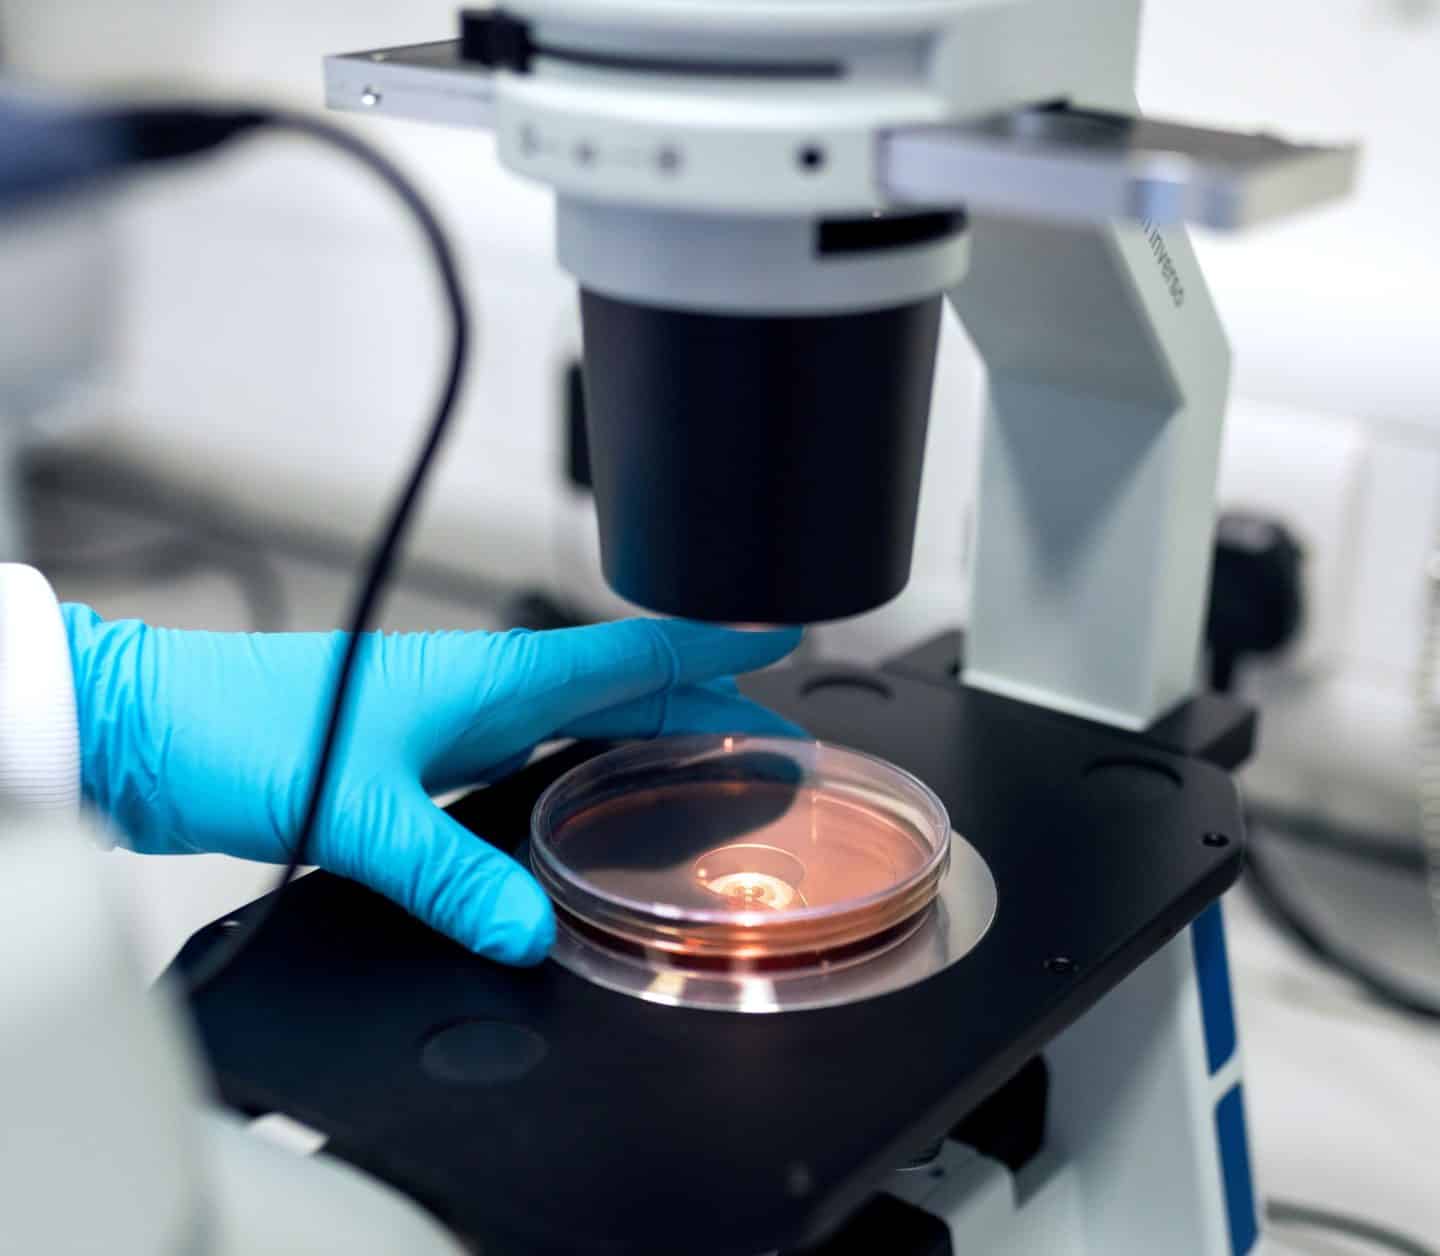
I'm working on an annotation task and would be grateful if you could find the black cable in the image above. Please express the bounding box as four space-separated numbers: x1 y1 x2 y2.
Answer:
1267 1198 1438 1256
135 107 473 996
1244 831 1440 1023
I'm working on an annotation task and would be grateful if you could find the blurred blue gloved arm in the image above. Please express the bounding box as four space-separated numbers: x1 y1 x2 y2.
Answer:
62 607 802 965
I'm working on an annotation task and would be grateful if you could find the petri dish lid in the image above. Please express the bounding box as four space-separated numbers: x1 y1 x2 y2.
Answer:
530 736 951 973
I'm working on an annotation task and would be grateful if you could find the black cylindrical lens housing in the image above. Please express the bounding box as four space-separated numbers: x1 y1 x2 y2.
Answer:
578 290 942 624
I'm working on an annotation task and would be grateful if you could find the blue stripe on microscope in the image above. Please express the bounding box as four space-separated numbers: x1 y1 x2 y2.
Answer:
1192 902 1237 1075
1216 1084 1259 1255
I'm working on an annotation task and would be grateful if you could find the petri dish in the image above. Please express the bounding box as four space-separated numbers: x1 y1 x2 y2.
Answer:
530 736 952 978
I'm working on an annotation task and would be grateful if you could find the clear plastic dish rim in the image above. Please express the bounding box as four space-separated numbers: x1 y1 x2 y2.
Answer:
528 734 954 938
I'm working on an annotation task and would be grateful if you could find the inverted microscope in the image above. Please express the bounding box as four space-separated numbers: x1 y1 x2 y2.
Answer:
175 3 1358 1252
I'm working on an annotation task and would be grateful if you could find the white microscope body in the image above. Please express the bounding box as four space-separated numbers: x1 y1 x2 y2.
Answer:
334 14 1338 1241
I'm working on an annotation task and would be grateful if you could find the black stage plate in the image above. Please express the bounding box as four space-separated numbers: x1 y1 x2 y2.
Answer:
176 662 1246 1256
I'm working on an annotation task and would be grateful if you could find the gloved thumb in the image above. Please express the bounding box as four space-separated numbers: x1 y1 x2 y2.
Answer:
328 780 555 965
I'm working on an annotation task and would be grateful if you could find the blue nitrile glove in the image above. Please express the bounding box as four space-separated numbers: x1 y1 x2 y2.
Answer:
62 608 802 964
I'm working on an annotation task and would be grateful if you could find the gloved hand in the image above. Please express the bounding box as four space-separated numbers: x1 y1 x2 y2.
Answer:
62 608 802 964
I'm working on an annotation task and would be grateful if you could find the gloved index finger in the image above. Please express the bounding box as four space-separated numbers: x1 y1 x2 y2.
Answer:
494 619 801 740
641 619 803 686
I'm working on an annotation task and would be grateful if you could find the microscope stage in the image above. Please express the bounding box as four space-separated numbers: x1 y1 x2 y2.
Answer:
176 637 1247 1256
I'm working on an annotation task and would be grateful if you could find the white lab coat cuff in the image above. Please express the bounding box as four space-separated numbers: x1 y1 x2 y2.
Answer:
0 563 82 816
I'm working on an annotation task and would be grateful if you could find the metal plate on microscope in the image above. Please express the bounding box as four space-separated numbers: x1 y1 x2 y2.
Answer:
323 49 1357 233
882 106 1358 230
325 41 496 128
549 830 998 1012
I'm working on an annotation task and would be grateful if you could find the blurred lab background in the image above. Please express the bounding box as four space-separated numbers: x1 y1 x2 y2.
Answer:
3 0 1438 1248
